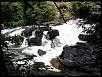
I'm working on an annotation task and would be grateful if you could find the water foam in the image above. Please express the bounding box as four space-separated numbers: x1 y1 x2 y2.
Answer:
21 19 86 66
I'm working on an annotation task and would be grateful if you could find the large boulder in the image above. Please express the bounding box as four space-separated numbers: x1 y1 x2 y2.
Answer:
78 34 100 45
29 37 42 46
47 29 59 40
59 42 96 67
29 29 43 46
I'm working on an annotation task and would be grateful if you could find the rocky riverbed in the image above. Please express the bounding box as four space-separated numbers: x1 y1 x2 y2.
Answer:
1 18 100 75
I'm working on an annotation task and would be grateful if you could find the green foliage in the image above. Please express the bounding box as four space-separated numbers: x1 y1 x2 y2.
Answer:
59 3 71 17
1 1 58 28
1 2 25 28
9 35 23 45
54 2 73 18
1 1 100 29
2 34 23 45
1 34 6 41
71 1 100 18
71 1 101 38
26 1 57 24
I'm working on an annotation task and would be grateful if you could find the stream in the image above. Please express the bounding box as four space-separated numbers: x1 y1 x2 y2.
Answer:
2 18 99 75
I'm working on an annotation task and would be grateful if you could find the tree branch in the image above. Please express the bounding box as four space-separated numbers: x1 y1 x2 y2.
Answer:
53 1 67 24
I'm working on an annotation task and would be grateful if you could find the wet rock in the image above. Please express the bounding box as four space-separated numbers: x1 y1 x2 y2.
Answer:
78 34 100 45
32 62 45 71
23 28 43 46
37 49 46 56
35 28 43 39
59 42 96 67
26 38 31 46
50 57 62 69
21 26 36 37
29 37 42 46
47 29 59 40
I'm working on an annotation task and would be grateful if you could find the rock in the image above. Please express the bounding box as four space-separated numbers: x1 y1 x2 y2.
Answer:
32 62 45 70
29 28 43 46
50 57 62 69
47 29 59 40
78 34 100 45
59 42 96 67
26 38 31 46
80 66 98 72
35 28 43 39
30 37 42 46
21 26 36 37
37 49 46 56
24 28 43 46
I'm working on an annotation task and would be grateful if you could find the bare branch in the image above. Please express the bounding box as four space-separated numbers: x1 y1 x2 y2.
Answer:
53 1 67 24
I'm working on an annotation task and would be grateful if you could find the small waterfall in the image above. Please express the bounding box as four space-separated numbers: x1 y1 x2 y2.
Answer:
42 31 48 46
30 30 36 38
21 19 86 71
21 30 36 48
21 37 28 47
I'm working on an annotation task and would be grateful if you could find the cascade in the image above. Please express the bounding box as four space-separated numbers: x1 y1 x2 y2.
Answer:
1 18 96 72
21 37 28 47
42 31 49 46
30 30 36 38
12 19 87 71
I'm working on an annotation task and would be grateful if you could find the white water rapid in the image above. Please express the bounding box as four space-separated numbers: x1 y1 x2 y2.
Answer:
21 19 86 68
2 18 88 72
21 37 28 48
30 30 36 38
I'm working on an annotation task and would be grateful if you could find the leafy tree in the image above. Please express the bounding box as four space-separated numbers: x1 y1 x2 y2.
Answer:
1 1 58 28
26 1 57 24
1 2 25 28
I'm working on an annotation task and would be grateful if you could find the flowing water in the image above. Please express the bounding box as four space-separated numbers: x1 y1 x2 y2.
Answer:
2 18 93 75
21 37 28 48
20 19 86 67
